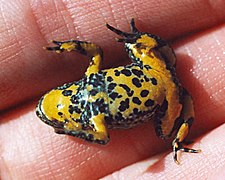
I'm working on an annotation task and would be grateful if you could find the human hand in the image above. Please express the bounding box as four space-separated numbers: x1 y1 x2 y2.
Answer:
0 0 224 179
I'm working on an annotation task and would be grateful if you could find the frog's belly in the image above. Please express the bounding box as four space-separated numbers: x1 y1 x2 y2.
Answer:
105 106 158 129
103 65 165 129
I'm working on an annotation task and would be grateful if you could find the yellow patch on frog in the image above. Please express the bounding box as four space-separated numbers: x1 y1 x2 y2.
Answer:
60 42 77 52
85 54 102 76
41 84 80 122
87 114 109 140
136 34 158 49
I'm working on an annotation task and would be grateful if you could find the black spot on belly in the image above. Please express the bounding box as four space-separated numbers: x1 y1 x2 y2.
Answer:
94 99 107 116
128 90 134 97
151 78 158 85
144 75 150 82
90 89 98 96
114 70 120 76
132 78 142 88
131 69 143 77
58 112 63 116
121 69 132 76
71 95 79 104
118 95 123 98
145 99 154 107
118 98 130 112
132 108 142 116
140 90 149 97
109 92 119 100
119 84 131 93
107 76 113 82
108 83 117 92
144 65 152 70
132 97 142 105
68 105 82 114
62 90 72 96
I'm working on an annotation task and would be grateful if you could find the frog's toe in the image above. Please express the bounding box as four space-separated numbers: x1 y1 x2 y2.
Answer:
173 140 201 164
44 45 64 53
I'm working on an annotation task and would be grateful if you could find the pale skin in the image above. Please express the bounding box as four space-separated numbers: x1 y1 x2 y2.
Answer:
0 0 225 179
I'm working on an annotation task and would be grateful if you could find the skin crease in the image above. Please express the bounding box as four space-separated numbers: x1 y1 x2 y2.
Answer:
0 0 225 179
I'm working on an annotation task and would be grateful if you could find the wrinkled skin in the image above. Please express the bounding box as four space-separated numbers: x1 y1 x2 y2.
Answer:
0 0 225 179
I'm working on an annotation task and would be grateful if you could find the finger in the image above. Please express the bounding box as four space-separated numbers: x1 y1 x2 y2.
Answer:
1 0 225 110
175 24 225 135
102 123 225 179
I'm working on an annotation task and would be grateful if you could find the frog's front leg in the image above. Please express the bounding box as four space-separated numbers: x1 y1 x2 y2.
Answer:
45 40 103 75
84 114 110 144
55 113 109 144
172 90 201 164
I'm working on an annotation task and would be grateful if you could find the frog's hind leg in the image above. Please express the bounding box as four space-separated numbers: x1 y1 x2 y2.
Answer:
154 86 201 164
45 40 103 75
172 90 201 164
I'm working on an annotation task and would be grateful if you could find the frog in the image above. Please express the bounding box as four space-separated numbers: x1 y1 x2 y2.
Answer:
36 19 200 164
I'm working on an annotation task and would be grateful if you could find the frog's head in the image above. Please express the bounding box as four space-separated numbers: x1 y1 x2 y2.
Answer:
36 83 85 136
36 82 109 144
106 19 176 67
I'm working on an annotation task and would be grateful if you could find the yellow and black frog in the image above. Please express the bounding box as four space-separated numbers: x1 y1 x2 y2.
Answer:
36 19 200 164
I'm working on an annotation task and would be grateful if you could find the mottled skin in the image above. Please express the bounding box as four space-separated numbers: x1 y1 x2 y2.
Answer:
36 19 200 164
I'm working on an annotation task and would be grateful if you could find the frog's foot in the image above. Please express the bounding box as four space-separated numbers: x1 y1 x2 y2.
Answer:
45 40 102 55
173 137 201 164
172 123 201 164
44 40 103 75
